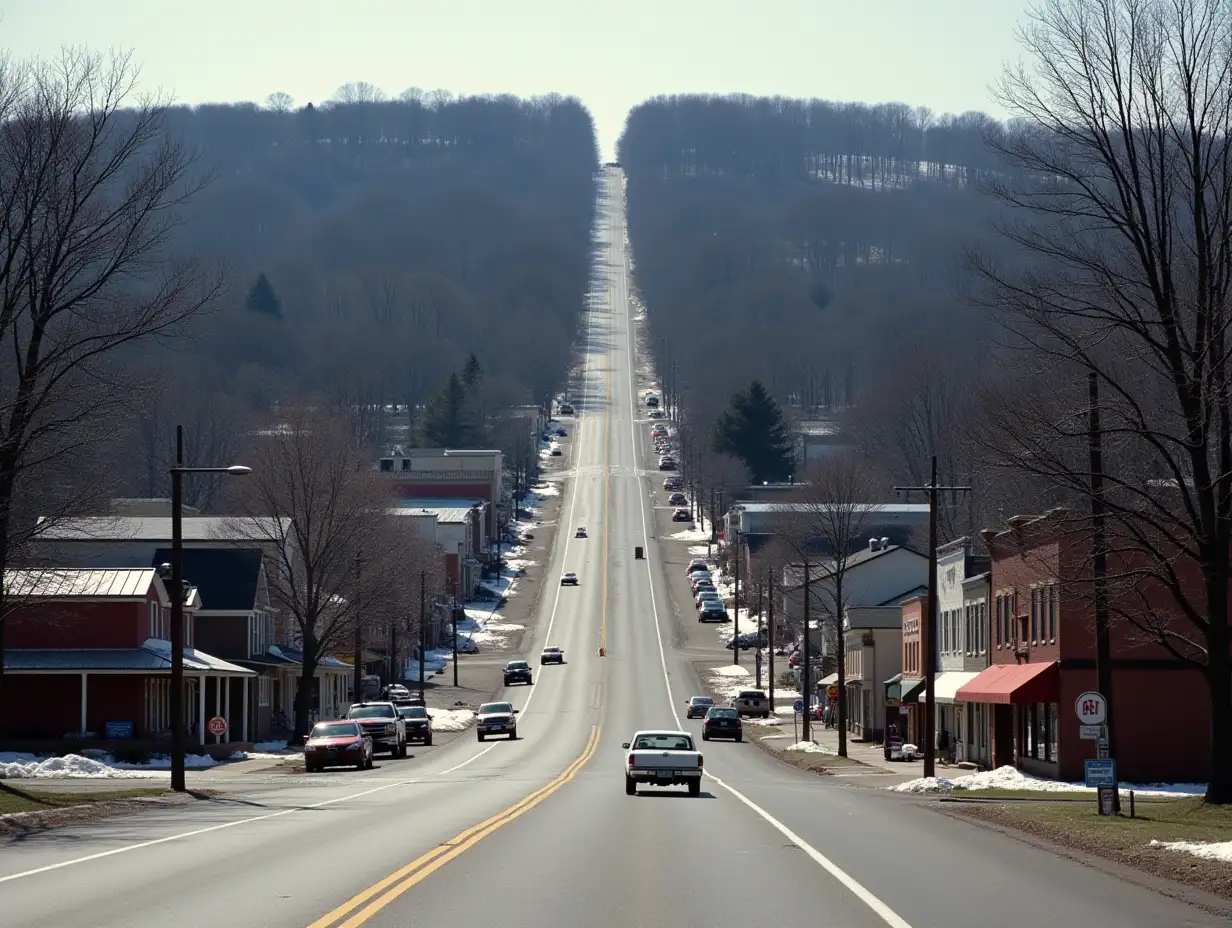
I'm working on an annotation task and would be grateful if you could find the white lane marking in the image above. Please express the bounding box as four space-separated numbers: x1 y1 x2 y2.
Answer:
0 189 614 887
0 748 491 885
612 169 914 928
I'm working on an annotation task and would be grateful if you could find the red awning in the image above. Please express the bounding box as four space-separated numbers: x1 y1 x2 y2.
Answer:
955 662 1058 705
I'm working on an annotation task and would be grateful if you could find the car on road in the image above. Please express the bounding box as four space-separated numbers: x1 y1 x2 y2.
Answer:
664 477 683 490
731 689 770 718
550 444 563 456
555 427 568 437
476 701 519 741
668 492 688 505
560 572 579 585
392 691 426 709
303 721 374 772
559 402 574 415
696 589 721 609
623 730 703 796
703 706 744 741
659 456 677 470
686 558 708 575
503 660 534 686
381 684 412 702
699 603 729 622
396 705 433 745
684 696 714 719
345 702 408 757
726 633 767 652
575 526 588 538
689 572 714 592
646 394 659 407
671 507 691 522
540 646 565 665
649 410 666 419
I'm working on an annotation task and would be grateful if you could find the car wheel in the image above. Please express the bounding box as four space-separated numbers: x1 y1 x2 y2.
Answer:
527 677 533 685
688 779 701 797
509 728 517 740
625 776 636 796
366 752 375 769
304 761 317 773
735 735 743 743
477 733 485 742
701 732 710 741
355 756 366 771
425 735 433 746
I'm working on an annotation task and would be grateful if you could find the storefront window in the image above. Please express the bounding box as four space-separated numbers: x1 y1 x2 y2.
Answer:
1048 703 1059 761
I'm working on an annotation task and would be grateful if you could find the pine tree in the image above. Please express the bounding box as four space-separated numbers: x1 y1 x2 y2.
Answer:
246 273 283 318
461 352 483 387
713 379 794 483
420 373 467 447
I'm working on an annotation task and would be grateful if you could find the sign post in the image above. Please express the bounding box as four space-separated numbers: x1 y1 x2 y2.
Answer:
793 698 803 744
207 716 228 738
1075 692 1117 815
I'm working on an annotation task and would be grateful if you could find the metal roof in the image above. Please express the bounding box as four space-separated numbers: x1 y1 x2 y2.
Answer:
736 502 930 515
3 568 156 599
5 644 255 674
389 503 474 524
34 515 290 542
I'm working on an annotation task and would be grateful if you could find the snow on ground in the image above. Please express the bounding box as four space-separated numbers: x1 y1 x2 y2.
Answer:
429 708 474 732
891 765 1207 797
712 664 752 677
469 622 525 646
668 527 710 542
786 741 835 755
687 544 710 557
0 750 228 779
1149 839 1232 863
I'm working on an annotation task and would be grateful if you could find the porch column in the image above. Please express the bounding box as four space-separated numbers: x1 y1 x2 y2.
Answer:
198 674 207 748
80 673 88 734
223 676 231 743
241 676 249 743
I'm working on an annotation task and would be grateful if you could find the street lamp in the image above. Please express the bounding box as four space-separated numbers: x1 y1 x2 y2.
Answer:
169 425 250 793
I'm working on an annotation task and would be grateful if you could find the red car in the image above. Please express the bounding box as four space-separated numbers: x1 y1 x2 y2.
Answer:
303 720 374 772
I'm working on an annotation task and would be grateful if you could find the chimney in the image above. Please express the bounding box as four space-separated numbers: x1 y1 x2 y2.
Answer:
868 537 880 552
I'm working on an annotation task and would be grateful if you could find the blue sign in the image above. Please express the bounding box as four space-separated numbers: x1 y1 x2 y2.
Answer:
1084 759 1117 788
792 699 804 713
105 721 134 740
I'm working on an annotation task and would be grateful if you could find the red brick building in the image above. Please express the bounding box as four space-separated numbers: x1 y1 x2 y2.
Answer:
2 568 255 747
956 510 1212 783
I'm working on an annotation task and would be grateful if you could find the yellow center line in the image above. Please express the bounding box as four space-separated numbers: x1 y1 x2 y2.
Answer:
308 725 601 928
600 317 613 655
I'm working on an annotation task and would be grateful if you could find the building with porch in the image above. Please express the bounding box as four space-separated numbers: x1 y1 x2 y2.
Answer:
841 606 903 742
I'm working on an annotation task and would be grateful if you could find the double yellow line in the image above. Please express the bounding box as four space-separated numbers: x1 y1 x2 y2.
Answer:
599 311 613 656
308 725 601 928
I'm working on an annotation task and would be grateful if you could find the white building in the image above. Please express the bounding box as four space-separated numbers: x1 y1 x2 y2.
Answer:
934 537 991 766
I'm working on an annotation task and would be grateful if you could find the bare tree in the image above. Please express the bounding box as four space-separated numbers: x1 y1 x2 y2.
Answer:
0 50 220 713
264 91 295 113
969 0 1232 801
230 407 405 741
782 451 881 756
334 82 386 105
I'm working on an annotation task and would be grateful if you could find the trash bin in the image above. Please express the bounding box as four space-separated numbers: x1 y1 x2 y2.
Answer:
634 546 644 559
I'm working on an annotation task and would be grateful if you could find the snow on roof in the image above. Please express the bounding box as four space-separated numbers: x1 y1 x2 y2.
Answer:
4 568 156 599
35 515 290 542
737 502 930 515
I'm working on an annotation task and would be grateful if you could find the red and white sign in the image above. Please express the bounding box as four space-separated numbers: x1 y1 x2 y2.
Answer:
1074 692 1107 726
207 716 228 736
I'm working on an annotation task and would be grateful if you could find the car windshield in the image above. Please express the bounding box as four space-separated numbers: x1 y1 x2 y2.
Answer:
348 705 395 719
507 661 529 669
311 722 361 738
690 697 713 705
479 702 513 714
544 648 560 653
707 708 739 719
738 691 766 699
397 707 429 719
633 734 694 751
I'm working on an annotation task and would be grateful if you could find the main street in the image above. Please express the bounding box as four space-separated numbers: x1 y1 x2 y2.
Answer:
0 168 1223 927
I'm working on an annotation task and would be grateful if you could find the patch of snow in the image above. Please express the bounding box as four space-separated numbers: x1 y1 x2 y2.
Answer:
712 665 752 677
667 527 710 542
470 622 525 646
890 765 1207 796
1149 839 1232 863
785 741 835 755
109 754 222 770
0 754 154 779
429 708 474 732
687 544 710 556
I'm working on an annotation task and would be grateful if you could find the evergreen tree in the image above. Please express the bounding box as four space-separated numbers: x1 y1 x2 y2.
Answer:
420 371 487 448
246 272 283 318
713 380 794 483
461 352 483 387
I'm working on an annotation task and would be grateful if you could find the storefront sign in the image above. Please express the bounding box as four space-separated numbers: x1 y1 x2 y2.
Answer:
1074 691 1107 726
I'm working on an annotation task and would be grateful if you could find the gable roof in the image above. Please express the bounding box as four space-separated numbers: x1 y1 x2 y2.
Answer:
34 515 290 543
781 544 926 591
150 548 264 612
3 568 157 600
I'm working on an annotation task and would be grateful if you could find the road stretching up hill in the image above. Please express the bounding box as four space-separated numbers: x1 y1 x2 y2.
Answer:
0 168 1222 928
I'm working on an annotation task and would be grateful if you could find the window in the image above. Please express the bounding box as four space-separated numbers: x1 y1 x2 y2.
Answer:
980 602 987 653
149 601 158 638
183 610 192 648
994 595 1002 647
1030 588 1039 643
1049 586 1058 641
258 676 271 707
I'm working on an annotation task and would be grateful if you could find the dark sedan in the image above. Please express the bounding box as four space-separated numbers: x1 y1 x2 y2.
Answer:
702 707 743 742
396 705 433 746
685 696 714 719
504 660 534 686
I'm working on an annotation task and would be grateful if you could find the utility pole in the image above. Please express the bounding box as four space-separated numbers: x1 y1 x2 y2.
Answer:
767 571 776 712
801 560 811 742
755 581 764 688
732 522 741 666
352 554 363 705
388 615 398 686
1088 372 1119 812
895 457 970 779
419 571 427 697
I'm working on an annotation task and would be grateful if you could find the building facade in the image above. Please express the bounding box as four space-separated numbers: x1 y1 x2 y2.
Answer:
934 537 991 765
841 606 903 742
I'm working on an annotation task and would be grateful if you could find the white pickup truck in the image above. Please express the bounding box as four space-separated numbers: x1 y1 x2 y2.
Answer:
623 730 703 797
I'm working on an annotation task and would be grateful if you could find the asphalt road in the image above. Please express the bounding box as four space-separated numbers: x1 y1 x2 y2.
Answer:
0 168 1225 928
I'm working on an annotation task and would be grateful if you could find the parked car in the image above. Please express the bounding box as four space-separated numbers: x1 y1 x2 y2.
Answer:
503 660 534 686
726 632 767 652
664 477 684 490
672 508 691 522
540 646 565 665
699 603 729 622
703 706 744 741
575 526 588 538
730 690 770 719
476 701 519 741
396 705 433 745
550 444 563 456
345 702 408 757
303 721 374 772
686 559 709 575
646 394 659 407
689 572 714 592
560 572 579 586
392 691 426 709
684 696 714 719
650 410 666 419
659 456 677 471
668 492 688 505
555 427 567 437
559 402 574 415
696 589 721 608
623 730 702 796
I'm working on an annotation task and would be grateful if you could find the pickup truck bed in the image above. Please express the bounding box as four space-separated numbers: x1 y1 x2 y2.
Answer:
732 691 770 718
624 730 703 797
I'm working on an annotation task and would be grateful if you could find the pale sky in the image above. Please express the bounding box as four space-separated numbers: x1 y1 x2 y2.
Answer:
1 0 1032 158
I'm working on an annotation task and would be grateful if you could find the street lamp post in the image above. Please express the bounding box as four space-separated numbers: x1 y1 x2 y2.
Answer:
169 425 250 793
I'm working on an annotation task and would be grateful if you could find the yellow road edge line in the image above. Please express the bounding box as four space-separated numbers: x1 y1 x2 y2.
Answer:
316 725 602 928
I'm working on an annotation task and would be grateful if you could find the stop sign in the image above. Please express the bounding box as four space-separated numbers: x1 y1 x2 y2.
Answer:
1074 691 1107 726
207 716 228 736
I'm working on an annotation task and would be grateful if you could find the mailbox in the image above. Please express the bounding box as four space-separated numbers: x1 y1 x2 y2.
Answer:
634 546 644 559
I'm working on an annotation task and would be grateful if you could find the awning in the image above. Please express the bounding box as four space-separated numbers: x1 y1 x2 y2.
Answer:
955 662 1058 705
934 671 982 705
818 672 839 686
899 678 925 703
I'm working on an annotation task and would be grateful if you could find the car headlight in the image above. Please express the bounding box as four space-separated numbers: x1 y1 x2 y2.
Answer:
384 723 396 734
